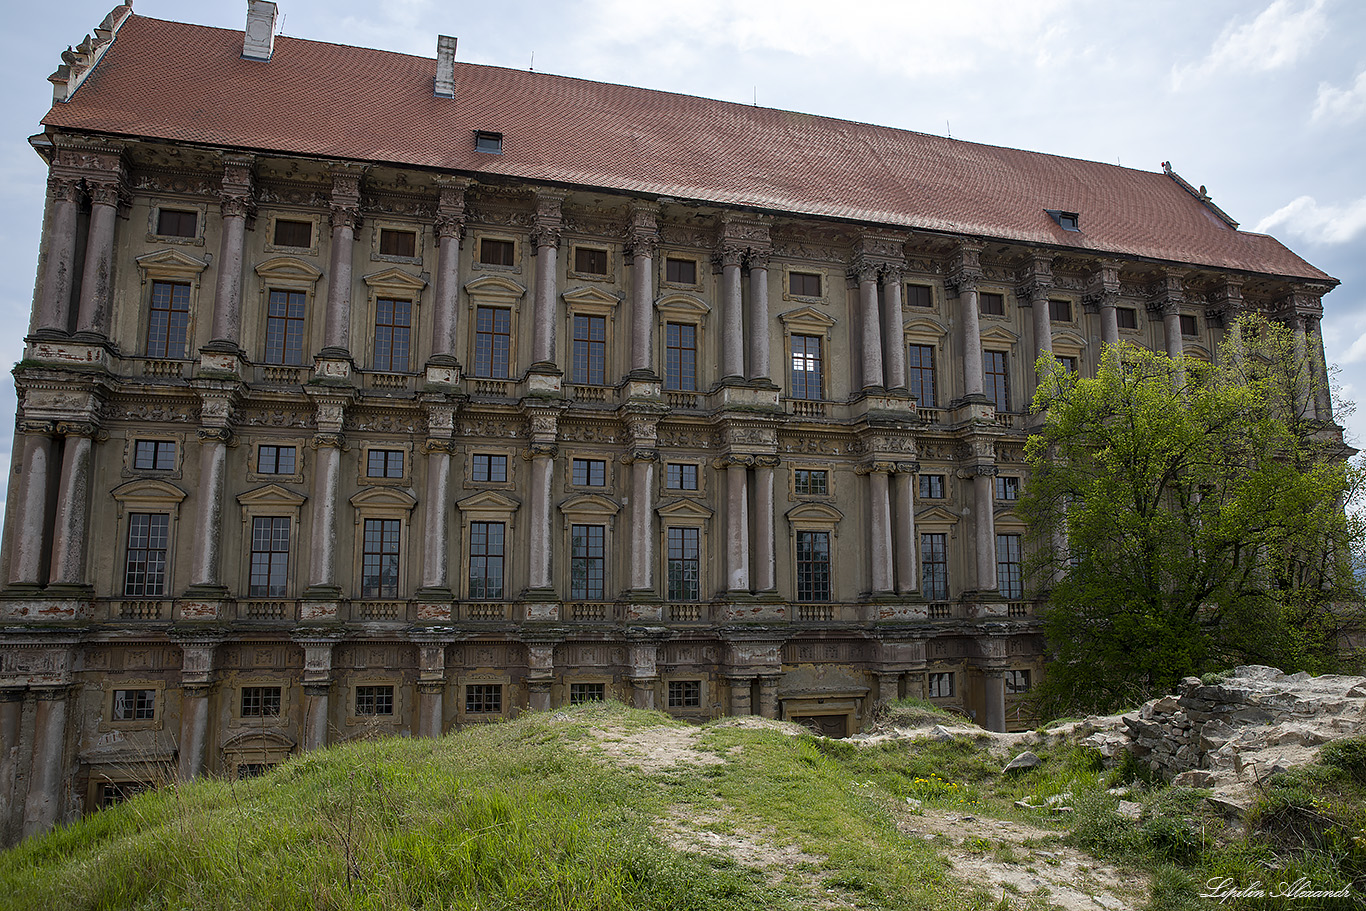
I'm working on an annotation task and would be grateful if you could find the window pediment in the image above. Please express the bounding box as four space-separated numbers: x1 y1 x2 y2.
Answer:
915 505 959 524
135 248 209 283
656 498 713 520
562 285 622 309
779 306 837 331
111 478 188 503
362 267 428 296
236 483 308 508
981 325 1020 345
254 255 323 288
785 502 843 523
558 493 621 517
655 292 710 318
457 490 521 513
904 317 948 338
1052 328 1087 348
349 486 418 511
464 274 527 301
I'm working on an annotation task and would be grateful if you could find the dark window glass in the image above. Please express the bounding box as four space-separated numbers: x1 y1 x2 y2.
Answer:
997 533 1023 599
134 440 176 471
379 229 416 258
124 513 169 597
1005 670 1032 695
571 314 607 385
571 525 605 600
241 686 282 717
157 209 197 237
475 131 503 154
355 685 394 716
373 298 412 372
791 334 823 400
237 763 273 780
273 219 312 248
921 532 948 600
1117 307 1139 330
258 445 297 475
574 247 608 275
264 289 306 366
665 258 697 284
665 322 697 391
908 344 936 407
569 682 604 704
667 527 700 602
1058 356 1078 374
479 238 515 266
918 474 945 499
113 689 156 721
996 476 1020 501
790 271 822 296
905 285 933 308
572 458 606 486
667 680 701 708
361 518 401 598
472 454 507 483
1048 299 1072 322
468 522 505 600
928 672 954 698
980 292 1005 316
985 350 1009 411
367 449 404 479
796 530 831 602
249 516 290 597
465 684 503 714
1180 314 1198 336
146 281 191 358
793 469 828 496
666 463 698 490
100 781 149 806
474 307 512 378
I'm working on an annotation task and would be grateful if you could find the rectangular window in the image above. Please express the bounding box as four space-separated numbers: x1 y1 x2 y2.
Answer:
100 781 149 807
1058 355 1078 374
1005 670 1032 695
918 474 945 499
574 247 608 275
921 532 949 600
474 306 512 378
928 672 954 699
124 513 169 597
791 334 823 400
796 530 831 602
157 209 197 238
908 344 936 408
1048 299 1072 322
569 683 605 705
667 527 700 602
146 281 191 358
258 445 297 475
571 314 607 385
472 454 508 483
237 763 273 780
479 238 515 266
1180 314 1198 336
367 449 404 479
665 257 696 284
665 322 697 391
1117 307 1139 330
361 518 401 599
985 350 1009 411
665 463 698 490
790 271 822 297
379 229 416 258
997 533 1023 599
112 689 156 721
249 516 290 597
980 292 1005 316
571 458 606 487
667 680 701 708
995 476 1020 501
793 469 828 496
355 685 394 716
570 525 605 600
906 284 933 308
273 219 312 248
134 440 176 471
373 298 412 372
468 522 505 600
465 684 503 714
241 686 282 718
264 289 307 366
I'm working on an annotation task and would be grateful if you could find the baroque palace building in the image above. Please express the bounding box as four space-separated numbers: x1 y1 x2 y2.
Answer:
0 2 1342 839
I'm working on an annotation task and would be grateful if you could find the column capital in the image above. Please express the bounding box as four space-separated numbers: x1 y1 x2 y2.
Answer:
848 257 880 284
329 204 362 231
1017 252 1055 305
746 248 771 270
423 438 459 454
16 419 56 436
311 431 347 450
626 234 659 261
219 153 256 220
1206 277 1246 323
966 463 999 478
45 173 83 203
855 460 898 475
196 426 235 445
626 200 661 258
712 243 745 270
620 448 659 464
1083 260 1122 310
893 460 920 474
1277 283 1329 320
54 419 99 438
713 454 755 469
751 454 781 469
946 240 984 295
84 175 127 210
1147 268 1188 314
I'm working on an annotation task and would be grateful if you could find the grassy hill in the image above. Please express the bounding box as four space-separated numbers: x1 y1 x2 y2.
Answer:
1 702 1362 910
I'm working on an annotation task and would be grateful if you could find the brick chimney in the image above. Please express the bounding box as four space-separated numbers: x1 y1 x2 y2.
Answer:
243 0 278 61
435 35 457 97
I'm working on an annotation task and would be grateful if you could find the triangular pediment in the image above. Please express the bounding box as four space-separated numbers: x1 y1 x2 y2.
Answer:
558 493 621 516
464 274 527 300
135 248 209 280
349 486 418 510
981 325 1021 345
456 490 521 512
362 267 428 293
654 292 710 316
254 255 323 285
656 498 713 519
786 502 844 523
915 505 959 524
562 285 622 307
236 483 307 507
111 479 187 503
778 306 837 329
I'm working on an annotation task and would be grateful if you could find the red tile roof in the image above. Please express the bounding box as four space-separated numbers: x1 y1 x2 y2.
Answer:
42 14 1332 283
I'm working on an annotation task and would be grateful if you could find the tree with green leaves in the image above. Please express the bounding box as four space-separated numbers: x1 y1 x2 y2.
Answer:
1021 315 1363 716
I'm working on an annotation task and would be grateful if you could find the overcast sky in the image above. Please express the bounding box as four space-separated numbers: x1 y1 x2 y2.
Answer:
1 0 1364 514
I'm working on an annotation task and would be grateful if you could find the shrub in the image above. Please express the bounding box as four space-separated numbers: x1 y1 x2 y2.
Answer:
1320 736 1366 785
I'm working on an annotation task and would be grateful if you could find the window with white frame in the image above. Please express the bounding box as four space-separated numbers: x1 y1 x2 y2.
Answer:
928 672 954 698
468 521 506 600
997 533 1023 599
571 525 606 600
124 514 170 597
667 527 701 601
796 530 831 601
921 532 949 600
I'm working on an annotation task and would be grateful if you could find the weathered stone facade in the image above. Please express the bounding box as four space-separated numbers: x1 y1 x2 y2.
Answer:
0 4 1340 841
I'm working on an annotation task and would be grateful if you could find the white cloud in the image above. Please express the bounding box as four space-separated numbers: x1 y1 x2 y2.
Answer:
1171 0 1327 90
1314 70 1366 123
1254 195 1366 244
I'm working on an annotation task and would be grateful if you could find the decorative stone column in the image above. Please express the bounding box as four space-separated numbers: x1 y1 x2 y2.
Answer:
419 442 455 597
747 250 772 383
175 636 220 780
756 675 780 719
22 687 69 839
47 422 96 589
860 462 895 594
972 465 998 593
726 675 753 716
429 178 469 369
1020 254 1055 368
1087 262 1122 349
1309 318 1334 420
526 642 556 712
321 166 362 356
627 454 656 592
875 672 902 709
303 389 353 609
854 261 884 391
33 174 83 336
530 191 567 368
72 175 124 339
8 422 57 587
628 641 659 710
881 266 907 391
892 462 918 594
717 245 745 380
0 689 22 832
720 456 751 594
297 637 339 751
949 243 985 397
627 203 659 377
982 669 1007 733
1153 270 1187 362
416 640 450 738
206 154 255 354
189 430 230 591
752 456 779 593
522 401 565 609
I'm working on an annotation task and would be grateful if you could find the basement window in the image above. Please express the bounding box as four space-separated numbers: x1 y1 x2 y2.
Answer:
1046 210 1081 232
475 131 503 154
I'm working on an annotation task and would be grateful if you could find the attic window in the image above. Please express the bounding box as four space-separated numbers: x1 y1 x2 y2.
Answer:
1047 210 1081 232
475 131 503 154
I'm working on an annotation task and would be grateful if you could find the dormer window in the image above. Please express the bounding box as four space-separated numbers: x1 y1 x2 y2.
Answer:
1047 209 1081 232
475 131 503 154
